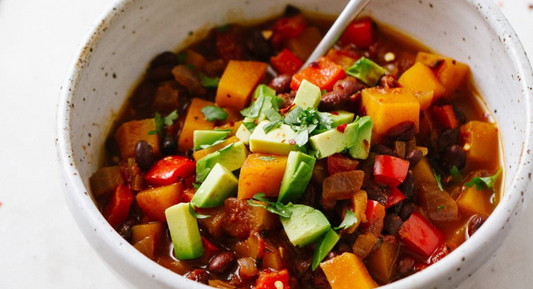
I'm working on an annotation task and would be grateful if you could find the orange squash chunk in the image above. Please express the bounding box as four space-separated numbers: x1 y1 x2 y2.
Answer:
398 62 445 101
366 236 400 284
416 52 470 98
361 87 420 140
215 60 268 111
460 121 499 164
132 222 164 244
238 153 288 199
177 98 217 153
136 183 184 222
320 252 378 289
456 185 493 216
115 118 160 159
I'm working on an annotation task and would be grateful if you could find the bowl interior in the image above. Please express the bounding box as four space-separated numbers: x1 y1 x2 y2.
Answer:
59 0 533 288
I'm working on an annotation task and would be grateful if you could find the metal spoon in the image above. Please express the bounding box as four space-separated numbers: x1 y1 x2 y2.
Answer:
301 0 371 70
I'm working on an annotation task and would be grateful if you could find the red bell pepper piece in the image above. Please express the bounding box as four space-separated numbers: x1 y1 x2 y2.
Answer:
431 105 458 129
271 48 303 75
201 236 221 258
144 156 196 187
340 18 375 48
327 153 359 175
384 187 406 209
290 57 346 91
272 14 307 39
398 211 443 258
361 200 385 233
255 269 291 289
103 184 133 228
373 155 410 187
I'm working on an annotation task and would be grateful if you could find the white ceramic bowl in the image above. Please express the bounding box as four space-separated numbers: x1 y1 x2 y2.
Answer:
56 0 533 288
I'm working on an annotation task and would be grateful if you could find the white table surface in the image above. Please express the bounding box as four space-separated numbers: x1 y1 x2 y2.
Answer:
0 0 532 288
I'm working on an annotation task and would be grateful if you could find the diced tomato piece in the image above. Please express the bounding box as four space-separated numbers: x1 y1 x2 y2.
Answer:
271 48 303 75
340 18 375 48
103 184 133 228
361 200 385 235
144 156 196 187
373 155 410 187
327 153 359 175
272 14 307 39
384 187 406 209
398 212 443 258
431 105 458 129
255 269 291 289
291 57 346 91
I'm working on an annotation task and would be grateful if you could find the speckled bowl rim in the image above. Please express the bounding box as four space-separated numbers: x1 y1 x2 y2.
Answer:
56 0 533 288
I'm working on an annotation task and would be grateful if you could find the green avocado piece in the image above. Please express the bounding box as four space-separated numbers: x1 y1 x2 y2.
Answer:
278 151 316 203
348 116 373 160
193 130 231 150
252 84 276 102
309 122 359 159
235 117 256 145
346 57 387 86
191 163 238 208
293 79 321 109
196 141 247 182
249 121 302 155
312 228 340 270
329 110 355 128
281 204 331 247
165 202 203 260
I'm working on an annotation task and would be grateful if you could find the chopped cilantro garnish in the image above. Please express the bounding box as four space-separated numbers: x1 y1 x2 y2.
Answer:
196 167 211 183
192 183 201 189
189 203 211 219
465 169 502 190
449 166 463 183
148 110 178 136
199 72 220 88
437 205 445 211
240 96 265 118
263 119 282 134
247 193 292 218
201 105 228 122
177 52 187 64
334 210 358 230
433 169 444 191
243 121 257 132
199 138 226 150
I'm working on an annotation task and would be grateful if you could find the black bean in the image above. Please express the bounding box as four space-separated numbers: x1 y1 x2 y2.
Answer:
150 51 178 68
398 172 414 199
364 181 388 205
134 140 154 171
268 74 292 94
406 149 423 167
371 144 393 156
383 121 417 145
186 269 209 284
130 80 155 110
441 144 466 170
453 105 467 125
284 5 301 17
467 214 488 237
117 219 136 241
437 128 459 152
383 213 403 235
397 201 414 221
246 30 272 61
147 64 175 82
161 135 178 156
208 251 236 275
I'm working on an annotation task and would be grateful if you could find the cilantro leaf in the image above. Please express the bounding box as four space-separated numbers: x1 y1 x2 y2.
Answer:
241 96 265 118
192 183 201 189
163 110 179 126
201 105 228 122
199 138 226 150
465 169 502 190
258 156 276 161
433 169 444 191
199 72 220 88
334 210 358 230
177 52 187 64
247 193 292 218
263 120 282 134
243 121 257 132
437 205 445 211
148 110 178 136
189 203 211 219
196 167 211 183
449 166 463 183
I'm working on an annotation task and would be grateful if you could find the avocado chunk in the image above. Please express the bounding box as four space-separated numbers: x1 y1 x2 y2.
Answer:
196 141 248 182
293 79 321 109
349 116 373 159
191 163 238 208
249 121 302 155
193 130 231 150
309 122 359 159
346 57 387 86
252 84 277 102
312 228 340 270
281 204 331 247
235 117 256 145
329 110 355 128
165 202 203 260
278 151 316 203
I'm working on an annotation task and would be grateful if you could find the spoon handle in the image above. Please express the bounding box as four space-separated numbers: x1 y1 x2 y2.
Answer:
301 0 371 70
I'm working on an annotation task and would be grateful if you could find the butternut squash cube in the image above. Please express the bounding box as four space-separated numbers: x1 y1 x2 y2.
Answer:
238 153 288 199
416 52 470 98
132 222 164 245
398 62 446 100
361 87 420 140
460 121 499 164
366 236 399 284
178 98 216 153
320 252 378 289
115 118 160 159
136 183 184 222
215 60 268 111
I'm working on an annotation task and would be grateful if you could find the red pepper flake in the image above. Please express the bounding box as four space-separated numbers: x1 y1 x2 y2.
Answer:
330 111 339 115
230 121 235 127
336 123 348 133
288 139 296 145
280 103 296 115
